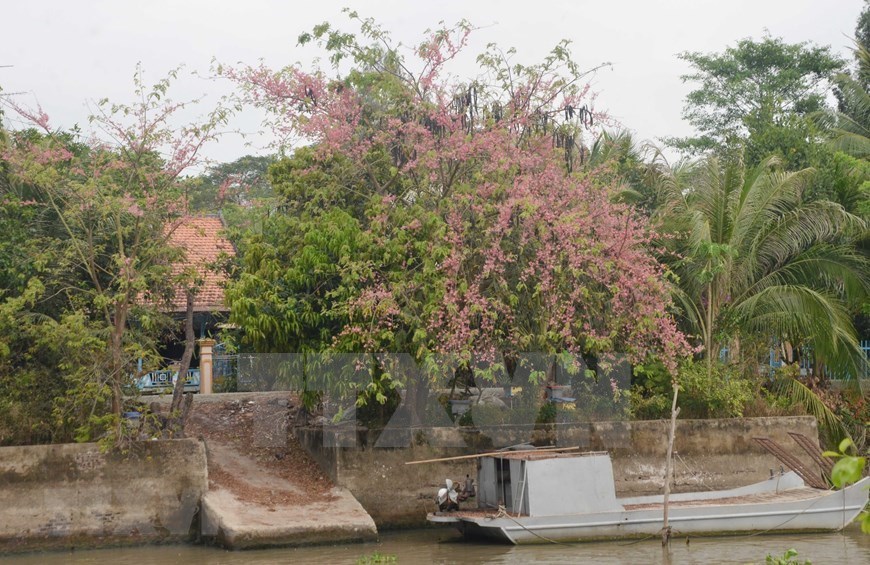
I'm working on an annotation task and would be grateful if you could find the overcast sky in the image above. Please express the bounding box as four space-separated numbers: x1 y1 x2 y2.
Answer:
2 0 866 165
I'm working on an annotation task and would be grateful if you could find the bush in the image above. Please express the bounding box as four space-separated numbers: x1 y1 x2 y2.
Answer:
629 387 672 420
630 359 754 419
677 360 753 418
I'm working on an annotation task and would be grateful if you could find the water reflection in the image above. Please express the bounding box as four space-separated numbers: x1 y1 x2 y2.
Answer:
3 527 868 564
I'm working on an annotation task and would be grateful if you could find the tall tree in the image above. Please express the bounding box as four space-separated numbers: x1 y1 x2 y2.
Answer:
224 13 691 406
671 36 845 166
1 68 227 437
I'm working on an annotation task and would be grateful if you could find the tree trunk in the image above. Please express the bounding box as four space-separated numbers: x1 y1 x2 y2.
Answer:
705 281 714 380
168 289 196 437
110 302 130 437
661 381 680 546
406 375 429 428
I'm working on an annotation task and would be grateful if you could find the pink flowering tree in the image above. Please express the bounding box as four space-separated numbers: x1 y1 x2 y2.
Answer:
1 67 228 437
225 12 690 413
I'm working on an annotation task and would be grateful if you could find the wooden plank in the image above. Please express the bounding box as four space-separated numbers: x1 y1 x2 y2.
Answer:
404 446 581 465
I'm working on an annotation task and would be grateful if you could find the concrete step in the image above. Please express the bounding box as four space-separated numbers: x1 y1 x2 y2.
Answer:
201 486 377 549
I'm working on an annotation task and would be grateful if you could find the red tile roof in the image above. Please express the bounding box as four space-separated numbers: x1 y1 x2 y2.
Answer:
166 216 235 313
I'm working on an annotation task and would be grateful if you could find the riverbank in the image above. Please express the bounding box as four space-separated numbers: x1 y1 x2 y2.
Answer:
0 392 841 553
0 392 378 554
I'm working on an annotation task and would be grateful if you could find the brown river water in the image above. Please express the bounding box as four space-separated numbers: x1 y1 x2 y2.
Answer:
2 527 868 564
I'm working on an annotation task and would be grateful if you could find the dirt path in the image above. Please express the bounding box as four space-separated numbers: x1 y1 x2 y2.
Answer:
184 392 335 507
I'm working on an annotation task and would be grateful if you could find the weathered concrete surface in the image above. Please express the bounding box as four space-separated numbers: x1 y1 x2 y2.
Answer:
0 439 207 553
297 416 822 528
201 487 377 549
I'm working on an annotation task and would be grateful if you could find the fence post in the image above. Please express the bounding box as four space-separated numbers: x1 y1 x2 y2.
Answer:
197 338 216 394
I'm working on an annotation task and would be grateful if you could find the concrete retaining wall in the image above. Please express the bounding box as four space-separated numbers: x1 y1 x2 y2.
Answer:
0 439 207 553
296 416 821 528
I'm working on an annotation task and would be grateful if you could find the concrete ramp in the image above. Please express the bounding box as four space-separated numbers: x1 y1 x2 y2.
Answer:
202 486 376 549
183 392 377 549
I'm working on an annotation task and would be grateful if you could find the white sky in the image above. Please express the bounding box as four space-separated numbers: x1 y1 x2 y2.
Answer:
2 0 865 165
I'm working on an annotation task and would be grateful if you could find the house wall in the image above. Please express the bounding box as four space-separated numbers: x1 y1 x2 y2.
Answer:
296 416 821 528
0 439 207 552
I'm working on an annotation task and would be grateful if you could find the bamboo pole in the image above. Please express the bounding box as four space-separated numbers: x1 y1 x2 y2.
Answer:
404 446 584 465
661 382 680 546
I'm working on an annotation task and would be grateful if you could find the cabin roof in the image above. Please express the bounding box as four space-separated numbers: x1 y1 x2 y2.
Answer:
487 450 608 461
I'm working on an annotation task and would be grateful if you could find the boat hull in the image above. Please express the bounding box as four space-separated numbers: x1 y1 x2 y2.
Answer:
429 476 870 544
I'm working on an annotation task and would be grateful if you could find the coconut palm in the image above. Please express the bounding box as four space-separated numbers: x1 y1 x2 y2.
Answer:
584 130 669 213
652 153 868 380
827 42 870 160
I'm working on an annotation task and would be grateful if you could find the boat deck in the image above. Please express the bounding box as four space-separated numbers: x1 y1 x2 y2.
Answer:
434 509 528 519
622 487 826 511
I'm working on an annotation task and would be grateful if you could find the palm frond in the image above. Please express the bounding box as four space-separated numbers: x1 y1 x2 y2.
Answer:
826 72 870 158
772 376 849 445
732 284 865 378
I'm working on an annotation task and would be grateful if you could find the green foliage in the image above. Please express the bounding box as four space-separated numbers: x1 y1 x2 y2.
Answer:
771 365 849 447
830 390 870 453
742 114 824 171
536 401 558 425
226 14 692 427
0 68 225 445
186 155 278 252
357 551 397 565
226 145 449 410
671 35 845 161
809 150 870 217
857 2 870 90
765 548 811 565
676 360 753 418
192 155 275 210
824 438 867 486
822 437 869 533
630 359 753 420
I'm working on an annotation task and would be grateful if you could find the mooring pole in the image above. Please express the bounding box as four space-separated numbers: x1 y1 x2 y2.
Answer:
661 381 680 546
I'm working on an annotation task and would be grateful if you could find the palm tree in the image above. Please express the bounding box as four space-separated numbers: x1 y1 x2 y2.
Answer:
652 153 868 380
584 130 669 213
827 42 870 160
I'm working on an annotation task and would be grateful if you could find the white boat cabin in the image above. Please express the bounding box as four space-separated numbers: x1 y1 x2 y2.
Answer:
476 451 621 516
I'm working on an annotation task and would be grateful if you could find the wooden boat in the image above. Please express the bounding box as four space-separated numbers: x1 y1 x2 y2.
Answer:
426 450 869 544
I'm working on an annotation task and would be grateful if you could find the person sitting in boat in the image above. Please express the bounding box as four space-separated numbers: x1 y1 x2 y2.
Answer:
436 479 460 511
457 474 475 502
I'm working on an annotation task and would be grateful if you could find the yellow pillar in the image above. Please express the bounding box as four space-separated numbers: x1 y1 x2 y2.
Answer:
197 338 216 394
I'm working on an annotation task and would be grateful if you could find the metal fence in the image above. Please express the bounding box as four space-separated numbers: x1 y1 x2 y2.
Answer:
768 340 870 381
720 340 870 381
212 342 239 391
